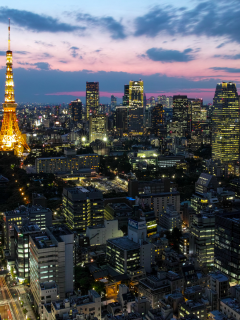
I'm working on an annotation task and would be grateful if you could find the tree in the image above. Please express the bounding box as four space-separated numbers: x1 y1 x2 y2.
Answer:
92 281 106 295
22 309 27 315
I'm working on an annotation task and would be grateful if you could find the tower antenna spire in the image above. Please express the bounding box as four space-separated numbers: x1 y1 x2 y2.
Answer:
8 18 10 51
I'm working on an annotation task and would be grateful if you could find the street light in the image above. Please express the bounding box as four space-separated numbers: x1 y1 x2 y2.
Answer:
82 137 86 142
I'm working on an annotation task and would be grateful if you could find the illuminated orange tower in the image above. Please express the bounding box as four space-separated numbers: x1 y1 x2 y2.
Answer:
0 20 30 156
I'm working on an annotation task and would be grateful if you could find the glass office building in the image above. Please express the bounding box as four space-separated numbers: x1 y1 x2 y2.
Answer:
212 82 239 163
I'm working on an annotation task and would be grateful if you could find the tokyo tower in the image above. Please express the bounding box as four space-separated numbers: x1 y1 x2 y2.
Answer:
0 20 30 156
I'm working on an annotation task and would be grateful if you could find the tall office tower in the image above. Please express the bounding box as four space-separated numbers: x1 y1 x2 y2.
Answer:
129 80 144 107
128 80 144 135
166 96 173 108
189 213 215 268
170 95 189 137
215 212 240 283
158 95 167 107
144 108 151 128
54 105 60 117
149 96 156 107
189 98 204 150
14 223 41 281
151 104 164 128
111 95 117 109
62 186 104 233
116 106 128 136
86 82 99 119
122 84 129 106
143 92 147 108
89 114 108 143
0 21 30 156
128 107 144 134
212 82 240 163
68 99 82 126
30 225 74 313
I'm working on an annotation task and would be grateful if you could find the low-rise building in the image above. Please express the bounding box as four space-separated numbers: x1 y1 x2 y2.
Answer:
179 299 210 320
220 297 240 320
138 271 184 308
106 219 154 274
43 290 101 320
104 203 133 229
159 204 182 231
136 192 180 218
36 150 99 174
86 220 123 246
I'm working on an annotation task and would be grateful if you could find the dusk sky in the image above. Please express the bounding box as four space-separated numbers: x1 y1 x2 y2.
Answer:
0 0 240 104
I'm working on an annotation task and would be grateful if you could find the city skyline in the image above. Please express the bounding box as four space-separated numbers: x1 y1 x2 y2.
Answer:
0 0 240 103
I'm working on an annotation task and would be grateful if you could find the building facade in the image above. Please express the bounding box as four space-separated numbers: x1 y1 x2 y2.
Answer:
212 82 240 163
36 152 99 174
89 114 108 143
30 225 74 313
86 82 99 119
62 186 104 233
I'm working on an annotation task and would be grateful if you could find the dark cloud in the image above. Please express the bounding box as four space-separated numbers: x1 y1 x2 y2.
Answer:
214 54 240 60
16 51 29 55
76 13 126 39
59 60 67 64
0 50 28 55
0 7 85 33
0 67 230 104
34 62 50 70
146 47 194 62
134 1 240 43
134 6 175 37
211 67 240 73
17 61 50 70
41 52 52 58
216 43 226 49
35 41 54 47
69 46 79 58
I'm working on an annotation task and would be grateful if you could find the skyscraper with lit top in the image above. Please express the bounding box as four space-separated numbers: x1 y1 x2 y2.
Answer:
128 80 144 135
86 82 99 119
212 82 239 163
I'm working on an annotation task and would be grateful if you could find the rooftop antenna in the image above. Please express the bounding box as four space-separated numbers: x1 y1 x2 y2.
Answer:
8 18 10 51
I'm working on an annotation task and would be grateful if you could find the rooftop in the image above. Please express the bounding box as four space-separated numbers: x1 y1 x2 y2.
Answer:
137 191 180 198
108 237 140 251
221 298 240 313
31 232 57 249
18 224 41 234
210 272 228 282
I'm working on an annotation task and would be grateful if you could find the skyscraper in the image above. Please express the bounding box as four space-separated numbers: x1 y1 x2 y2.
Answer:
212 82 240 163
189 98 204 150
129 80 144 107
86 82 99 119
0 21 30 156
122 84 129 106
111 95 117 109
128 80 144 134
116 107 128 136
151 104 164 128
169 95 189 137
89 114 108 143
68 98 82 127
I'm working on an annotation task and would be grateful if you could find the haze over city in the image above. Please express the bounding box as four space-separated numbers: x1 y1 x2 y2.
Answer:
0 0 240 103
